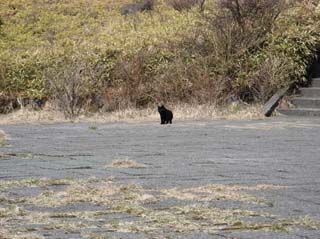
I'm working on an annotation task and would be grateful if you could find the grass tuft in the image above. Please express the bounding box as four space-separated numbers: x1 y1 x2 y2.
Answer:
108 159 146 168
0 130 8 147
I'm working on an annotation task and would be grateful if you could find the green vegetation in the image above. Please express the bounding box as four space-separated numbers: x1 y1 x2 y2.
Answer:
1 0 320 118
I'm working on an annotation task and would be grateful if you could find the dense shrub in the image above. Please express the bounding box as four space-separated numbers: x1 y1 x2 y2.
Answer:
241 1 320 101
190 0 320 102
1 0 320 116
1 56 46 99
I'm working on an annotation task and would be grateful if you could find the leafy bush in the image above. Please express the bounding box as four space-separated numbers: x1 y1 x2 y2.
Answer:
0 55 46 99
190 0 320 102
242 1 320 101
1 0 320 116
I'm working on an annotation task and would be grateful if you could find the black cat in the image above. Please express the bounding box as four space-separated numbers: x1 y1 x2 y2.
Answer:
158 105 173 124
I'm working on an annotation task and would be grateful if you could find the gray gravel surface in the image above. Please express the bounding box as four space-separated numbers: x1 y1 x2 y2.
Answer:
1 116 320 238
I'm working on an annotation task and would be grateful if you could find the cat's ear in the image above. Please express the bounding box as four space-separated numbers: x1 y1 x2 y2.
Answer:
157 99 164 107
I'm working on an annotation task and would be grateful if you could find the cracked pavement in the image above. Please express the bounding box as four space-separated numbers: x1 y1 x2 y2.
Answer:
0 116 320 238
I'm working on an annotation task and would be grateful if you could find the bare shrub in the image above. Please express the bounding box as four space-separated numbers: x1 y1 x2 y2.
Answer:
151 55 232 104
235 56 294 102
108 46 231 108
108 51 155 110
218 0 283 29
45 51 114 118
167 0 205 11
45 58 89 118
0 97 18 113
195 0 289 102
212 0 285 58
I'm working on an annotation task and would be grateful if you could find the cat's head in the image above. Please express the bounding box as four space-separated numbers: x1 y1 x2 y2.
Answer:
158 105 165 111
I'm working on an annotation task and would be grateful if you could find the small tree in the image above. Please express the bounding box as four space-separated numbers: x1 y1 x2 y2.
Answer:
45 50 115 118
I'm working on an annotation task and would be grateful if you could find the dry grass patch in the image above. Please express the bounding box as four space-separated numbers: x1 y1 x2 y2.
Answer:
0 103 264 125
0 229 43 239
107 159 146 168
171 103 263 121
225 121 320 130
0 104 66 125
0 153 33 161
0 154 10 160
230 184 288 191
0 130 8 147
0 177 318 238
31 182 119 207
0 129 6 139
160 184 286 205
0 177 113 190
28 181 152 207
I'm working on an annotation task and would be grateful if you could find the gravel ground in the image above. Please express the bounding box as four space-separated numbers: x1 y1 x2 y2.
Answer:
0 116 320 239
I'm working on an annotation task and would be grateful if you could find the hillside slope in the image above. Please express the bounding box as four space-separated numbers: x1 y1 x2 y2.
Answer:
1 0 320 117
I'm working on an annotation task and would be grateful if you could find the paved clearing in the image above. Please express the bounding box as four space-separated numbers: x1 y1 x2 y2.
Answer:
0 117 320 239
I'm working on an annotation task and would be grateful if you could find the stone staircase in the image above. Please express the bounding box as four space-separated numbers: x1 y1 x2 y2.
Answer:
278 78 320 116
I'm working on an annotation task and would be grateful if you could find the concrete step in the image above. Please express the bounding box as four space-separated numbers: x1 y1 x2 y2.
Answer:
277 108 320 117
291 97 320 108
311 78 320 87
300 87 320 97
